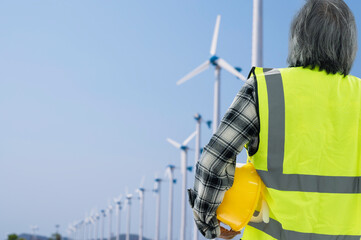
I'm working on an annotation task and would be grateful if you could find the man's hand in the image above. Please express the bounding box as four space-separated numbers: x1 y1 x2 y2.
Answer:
219 225 241 239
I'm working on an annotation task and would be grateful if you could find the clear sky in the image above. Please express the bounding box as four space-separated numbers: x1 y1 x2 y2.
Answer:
1 1 361 240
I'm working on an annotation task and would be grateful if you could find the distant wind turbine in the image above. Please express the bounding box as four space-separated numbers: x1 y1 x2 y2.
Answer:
193 113 211 240
107 201 113 240
167 131 196 240
94 213 100 240
31 225 39 240
125 189 133 240
177 15 247 134
165 165 176 240
113 195 122 240
89 216 96 240
136 176 146 240
100 210 106 240
153 174 162 240
252 0 263 67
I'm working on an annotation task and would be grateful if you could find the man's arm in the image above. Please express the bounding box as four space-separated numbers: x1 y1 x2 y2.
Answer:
188 77 259 239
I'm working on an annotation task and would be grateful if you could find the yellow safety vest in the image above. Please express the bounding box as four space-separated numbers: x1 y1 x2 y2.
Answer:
243 67 361 240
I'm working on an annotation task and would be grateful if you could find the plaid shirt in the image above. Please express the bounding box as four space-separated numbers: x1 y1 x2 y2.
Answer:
188 77 260 238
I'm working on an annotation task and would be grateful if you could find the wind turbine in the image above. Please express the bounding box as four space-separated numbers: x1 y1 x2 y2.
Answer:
84 217 90 240
177 15 247 134
68 225 76 240
252 0 263 67
193 114 212 240
153 174 162 240
113 195 122 240
100 210 106 240
94 213 100 240
125 189 133 240
165 165 176 240
89 216 96 240
167 131 196 240
75 220 84 240
136 176 146 240
107 201 113 240
31 225 39 240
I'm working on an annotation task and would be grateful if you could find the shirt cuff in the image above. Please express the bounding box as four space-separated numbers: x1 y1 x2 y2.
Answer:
188 189 221 239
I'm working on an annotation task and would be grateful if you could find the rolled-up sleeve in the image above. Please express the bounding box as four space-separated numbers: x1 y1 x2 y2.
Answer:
188 77 259 238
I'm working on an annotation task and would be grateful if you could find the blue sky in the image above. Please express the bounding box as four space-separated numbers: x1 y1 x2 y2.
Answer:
1 0 361 239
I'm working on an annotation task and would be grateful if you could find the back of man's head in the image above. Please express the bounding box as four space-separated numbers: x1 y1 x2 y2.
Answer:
287 0 357 76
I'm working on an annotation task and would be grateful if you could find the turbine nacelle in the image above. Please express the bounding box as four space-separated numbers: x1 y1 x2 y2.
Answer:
100 209 106 217
194 113 212 128
194 113 202 121
167 164 176 170
114 194 122 206
180 145 188 151
137 187 145 192
210 55 219 66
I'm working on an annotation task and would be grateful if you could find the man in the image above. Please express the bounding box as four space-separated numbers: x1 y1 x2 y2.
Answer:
188 0 360 239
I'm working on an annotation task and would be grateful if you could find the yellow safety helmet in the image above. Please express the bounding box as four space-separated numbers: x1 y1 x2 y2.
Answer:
216 162 269 231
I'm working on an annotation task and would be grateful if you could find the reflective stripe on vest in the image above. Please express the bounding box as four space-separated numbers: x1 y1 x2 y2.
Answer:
245 67 361 239
248 216 361 240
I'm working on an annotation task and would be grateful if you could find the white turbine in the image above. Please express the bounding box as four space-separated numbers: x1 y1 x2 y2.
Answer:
136 176 146 240
113 195 122 240
107 201 113 240
84 217 90 240
165 165 176 240
94 213 100 240
192 114 212 240
31 225 39 240
177 15 247 134
68 225 76 240
89 216 96 240
153 174 162 240
252 0 263 67
75 220 84 240
71 222 78 240
100 210 106 240
167 130 196 240
125 189 133 240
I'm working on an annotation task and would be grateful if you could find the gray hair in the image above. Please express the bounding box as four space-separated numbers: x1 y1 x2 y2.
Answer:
287 0 358 76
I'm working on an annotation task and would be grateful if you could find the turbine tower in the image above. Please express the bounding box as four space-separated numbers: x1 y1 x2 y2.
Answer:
31 225 39 240
100 210 106 240
68 225 76 240
136 177 146 240
106 202 113 240
252 0 263 67
113 195 122 240
84 217 89 240
153 175 162 240
177 15 247 133
165 165 176 240
193 114 211 240
89 216 95 240
125 190 133 240
94 213 100 240
167 131 196 240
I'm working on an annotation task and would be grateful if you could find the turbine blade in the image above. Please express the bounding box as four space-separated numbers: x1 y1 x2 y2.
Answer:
164 167 170 178
183 131 197 146
210 15 221 55
140 176 146 188
176 60 210 85
167 138 181 149
216 58 247 82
